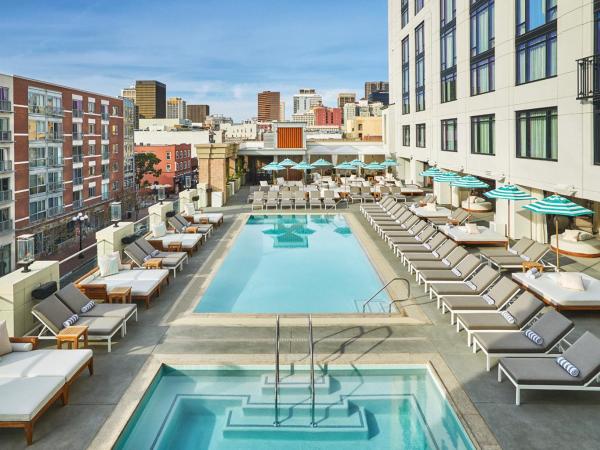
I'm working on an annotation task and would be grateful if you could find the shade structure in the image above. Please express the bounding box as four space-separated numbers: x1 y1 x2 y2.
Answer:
364 162 385 171
262 163 284 184
278 158 296 167
381 158 398 167
484 184 536 238
523 195 594 270
292 161 314 184
334 161 355 170
311 158 333 167
350 159 365 176
433 171 461 183
420 167 443 177
452 176 490 221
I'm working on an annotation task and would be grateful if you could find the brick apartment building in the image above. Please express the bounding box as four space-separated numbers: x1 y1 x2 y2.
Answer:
135 144 194 192
313 106 342 127
0 74 133 273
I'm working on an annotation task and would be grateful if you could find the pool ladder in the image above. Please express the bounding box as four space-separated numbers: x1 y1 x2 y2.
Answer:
361 277 412 313
273 315 316 427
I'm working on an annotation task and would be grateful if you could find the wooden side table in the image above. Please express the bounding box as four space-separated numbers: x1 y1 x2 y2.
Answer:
57 325 88 349
108 287 132 304
167 242 183 252
522 261 544 273
143 258 163 269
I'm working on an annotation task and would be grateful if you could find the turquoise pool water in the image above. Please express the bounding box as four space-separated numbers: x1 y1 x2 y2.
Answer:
195 214 390 313
115 365 475 450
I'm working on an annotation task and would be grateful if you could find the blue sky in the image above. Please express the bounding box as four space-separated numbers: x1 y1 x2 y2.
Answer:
3 0 388 121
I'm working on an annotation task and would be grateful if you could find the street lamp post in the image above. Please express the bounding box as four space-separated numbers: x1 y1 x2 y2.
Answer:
72 212 88 259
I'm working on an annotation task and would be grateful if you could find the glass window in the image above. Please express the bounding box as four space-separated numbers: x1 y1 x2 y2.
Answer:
416 123 426 147
441 0 455 25
401 0 409 27
441 1 457 103
516 31 557 84
441 72 457 103
471 56 495 95
441 119 457 152
402 37 410 114
516 107 557 161
516 0 557 36
471 115 495 155
415 23 426 111
403 125 411 146
471 0 494 57
415 0 424 13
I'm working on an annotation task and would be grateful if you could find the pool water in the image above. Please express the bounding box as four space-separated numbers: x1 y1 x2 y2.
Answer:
115 365 475 450
195 214 390 313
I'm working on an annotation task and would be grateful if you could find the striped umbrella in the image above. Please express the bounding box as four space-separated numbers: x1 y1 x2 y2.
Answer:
311 158 333 179
364 162 385 171
419 167 443 177
523 195 594 270
433 171 461 183
381 158 397 167
451 176 489 220
484 184 535 238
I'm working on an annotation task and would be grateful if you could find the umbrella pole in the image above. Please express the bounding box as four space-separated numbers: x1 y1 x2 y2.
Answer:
507 202 510 240
555 216 560 271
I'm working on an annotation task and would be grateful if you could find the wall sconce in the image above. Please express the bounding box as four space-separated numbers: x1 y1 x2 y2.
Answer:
17 234 35 273
157 185 166 204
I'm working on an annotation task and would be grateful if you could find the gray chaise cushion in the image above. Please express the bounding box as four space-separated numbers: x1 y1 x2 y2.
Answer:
57 283 137 321
56 283 92 311
137 239 187 261
0 376 65 421
443 296 499 311
412 247 468 270
507 292 543 324
561 331 600 383
480 238 534 258
77 316 123 336
33 295 73 333
0 349 92 380
124 243 147 265
458 293 543 330
529 310 574 347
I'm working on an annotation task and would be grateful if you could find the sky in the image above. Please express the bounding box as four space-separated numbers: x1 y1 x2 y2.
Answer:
2 0 388 121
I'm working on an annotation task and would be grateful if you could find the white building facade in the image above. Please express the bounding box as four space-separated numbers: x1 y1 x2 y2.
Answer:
386 0 600 239
293 89 322 114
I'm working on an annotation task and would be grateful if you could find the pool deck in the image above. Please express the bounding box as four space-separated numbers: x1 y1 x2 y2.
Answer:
3 187 600 449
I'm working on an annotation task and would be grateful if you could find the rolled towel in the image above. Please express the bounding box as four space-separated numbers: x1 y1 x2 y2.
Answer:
442 258 451 266
451 268 462 277
80 300 96 313
143 255 152 262
465 280 477 290
508 248 518 255
500 310 516 324
432 251 440 258
423 243 432 250
523 329 544 345
482 294 495 305
556 356 580 377
151 249 160 257
62 314 79 328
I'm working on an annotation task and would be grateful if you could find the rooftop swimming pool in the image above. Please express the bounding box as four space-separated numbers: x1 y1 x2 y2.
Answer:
115 365 475 450
195 214 390 313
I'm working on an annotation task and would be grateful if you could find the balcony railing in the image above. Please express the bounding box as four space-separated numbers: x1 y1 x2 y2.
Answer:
73 153 83 163
47 156 64 167
28 104 45 115
101 133 109 140
46 132 64 142
101 112 109 120
72 132 83 140
101 192 110 201
47 205 65 217
30 211 46 223
29 158 47 168
72 109 83 118
577 55 600 100
0 219 12 233
0 160 12 172
46 106 64 116
73 199 83 210
73 176 83 185
0 190 12 203
101 152 110 160
48 182 64 193
0 131 11 142
0 100 11 112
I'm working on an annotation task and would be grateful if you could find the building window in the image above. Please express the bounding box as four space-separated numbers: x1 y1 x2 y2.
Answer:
111 125 119 136
166 152 171 160
470 0 495 95
89 143 96 155
415 0 424 13
403 125 411 146
401 0 409 27
594 3 600 165
516 0 557 85
415 22 425 111
441 118 457 152
88 186 96 197
440 0 456 103
166 164 171 172
87 101 95 113
89 165 96 176
516 107 557 161
402 37 410 114
0 243 11 276
113 144 119 154
416 123 426 147
471 114 495 155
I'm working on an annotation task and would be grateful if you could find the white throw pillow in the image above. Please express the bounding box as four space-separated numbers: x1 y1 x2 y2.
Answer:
558 273 586 292
152 223 167 238
425 202 437 212
0 320 12 356
98 254 120 278
562 229 581 243
184 203 195 216
578 231 594 241
474 197 485 204
465 223 480 234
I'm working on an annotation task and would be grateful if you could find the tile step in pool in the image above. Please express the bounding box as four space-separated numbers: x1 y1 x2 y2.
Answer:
240 394 350 418
223 406 369 440
261 373 331 395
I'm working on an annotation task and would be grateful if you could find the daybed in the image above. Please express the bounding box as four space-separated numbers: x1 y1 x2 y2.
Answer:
550 230 600 258
147 222 203 256
461 195 493 212
181 203 224 226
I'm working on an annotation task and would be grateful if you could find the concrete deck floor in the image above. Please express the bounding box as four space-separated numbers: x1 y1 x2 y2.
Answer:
3 187 600 450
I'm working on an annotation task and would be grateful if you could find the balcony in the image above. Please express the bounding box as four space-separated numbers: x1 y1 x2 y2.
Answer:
0 100 11 112
28 104 45 115
46 106 64 117
47 156 64 167
73 176 83 185
73 153 83 163
47 205 64 217
0 160 12 172
47 131 64 142
48 182 64 193
72 132 83 140
577 55 600 100
0 131 11 142
101 192 110 201
101 112 109 121
73 199 84 210
101 133 109 140
29 158 47 169
0 190 12 203
0 219 12 234
72 109 83 118
30 211 46 223
101 151 110 161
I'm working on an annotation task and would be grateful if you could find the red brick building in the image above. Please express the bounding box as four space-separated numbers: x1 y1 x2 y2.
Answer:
2 74 129 260
313 106 342 127
135 144 194 191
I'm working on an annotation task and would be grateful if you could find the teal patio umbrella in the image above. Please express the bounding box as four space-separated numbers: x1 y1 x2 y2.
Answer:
350 159 366 176
292 161 314 184
278 158 297 180
262 163 284 184
419 167 443 177
451 175 489 221
433 172 461 210
523 195 594 270
484 184 535 238
364 162 385 177
381 158 398 175
311 158 333 179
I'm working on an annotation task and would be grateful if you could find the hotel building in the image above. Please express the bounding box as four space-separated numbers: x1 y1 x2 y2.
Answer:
385 0 600 240
0 74 127 273
135 80 166 119
167 97 187 120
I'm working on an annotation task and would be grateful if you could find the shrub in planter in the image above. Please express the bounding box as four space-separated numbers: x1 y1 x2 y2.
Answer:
121 234 137 245
165 211 177 218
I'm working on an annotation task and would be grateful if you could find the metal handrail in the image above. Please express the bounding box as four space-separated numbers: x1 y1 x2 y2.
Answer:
308 315 316 427
362 277 411 313
274 315 280 427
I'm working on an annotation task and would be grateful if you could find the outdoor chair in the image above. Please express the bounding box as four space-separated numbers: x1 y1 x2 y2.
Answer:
124 240 187 278
483 242 550 271
393 231 447 258
280 191 293 209
427 265 501 308
428 208 470 226
309 191 322 209
402 240 458 267
293 191 307 209
252 191 265 210
479 238 535 260
323 190 336 209
265 191 279 209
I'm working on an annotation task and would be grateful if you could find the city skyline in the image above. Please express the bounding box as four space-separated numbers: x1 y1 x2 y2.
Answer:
2 0 388 121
